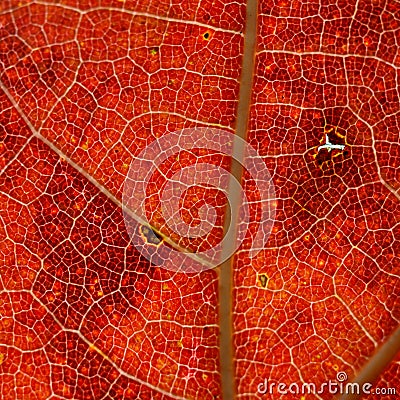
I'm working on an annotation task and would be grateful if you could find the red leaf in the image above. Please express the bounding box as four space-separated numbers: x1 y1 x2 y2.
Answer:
1 0 399 399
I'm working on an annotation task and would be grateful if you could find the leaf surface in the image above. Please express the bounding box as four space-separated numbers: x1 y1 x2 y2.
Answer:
0 0 399 399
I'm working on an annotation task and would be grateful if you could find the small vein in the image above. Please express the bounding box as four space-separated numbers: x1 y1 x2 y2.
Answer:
0 79 217 270
1 289 188 400
4 0 243 36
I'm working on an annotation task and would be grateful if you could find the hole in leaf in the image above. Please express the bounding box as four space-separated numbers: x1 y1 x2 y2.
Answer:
140 225 163 245
258 273 269 288
203 31 211 40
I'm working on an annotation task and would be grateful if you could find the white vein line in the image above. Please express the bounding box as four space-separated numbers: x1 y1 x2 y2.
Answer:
350 107 400 202
334 293 378 347
124 111 236 131
3 1 243 36
1 289 188 400
0 80 216 265
257 49 400 71
0 128 34 176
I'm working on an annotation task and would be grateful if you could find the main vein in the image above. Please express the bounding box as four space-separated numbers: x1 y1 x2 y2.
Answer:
218 1 258 399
